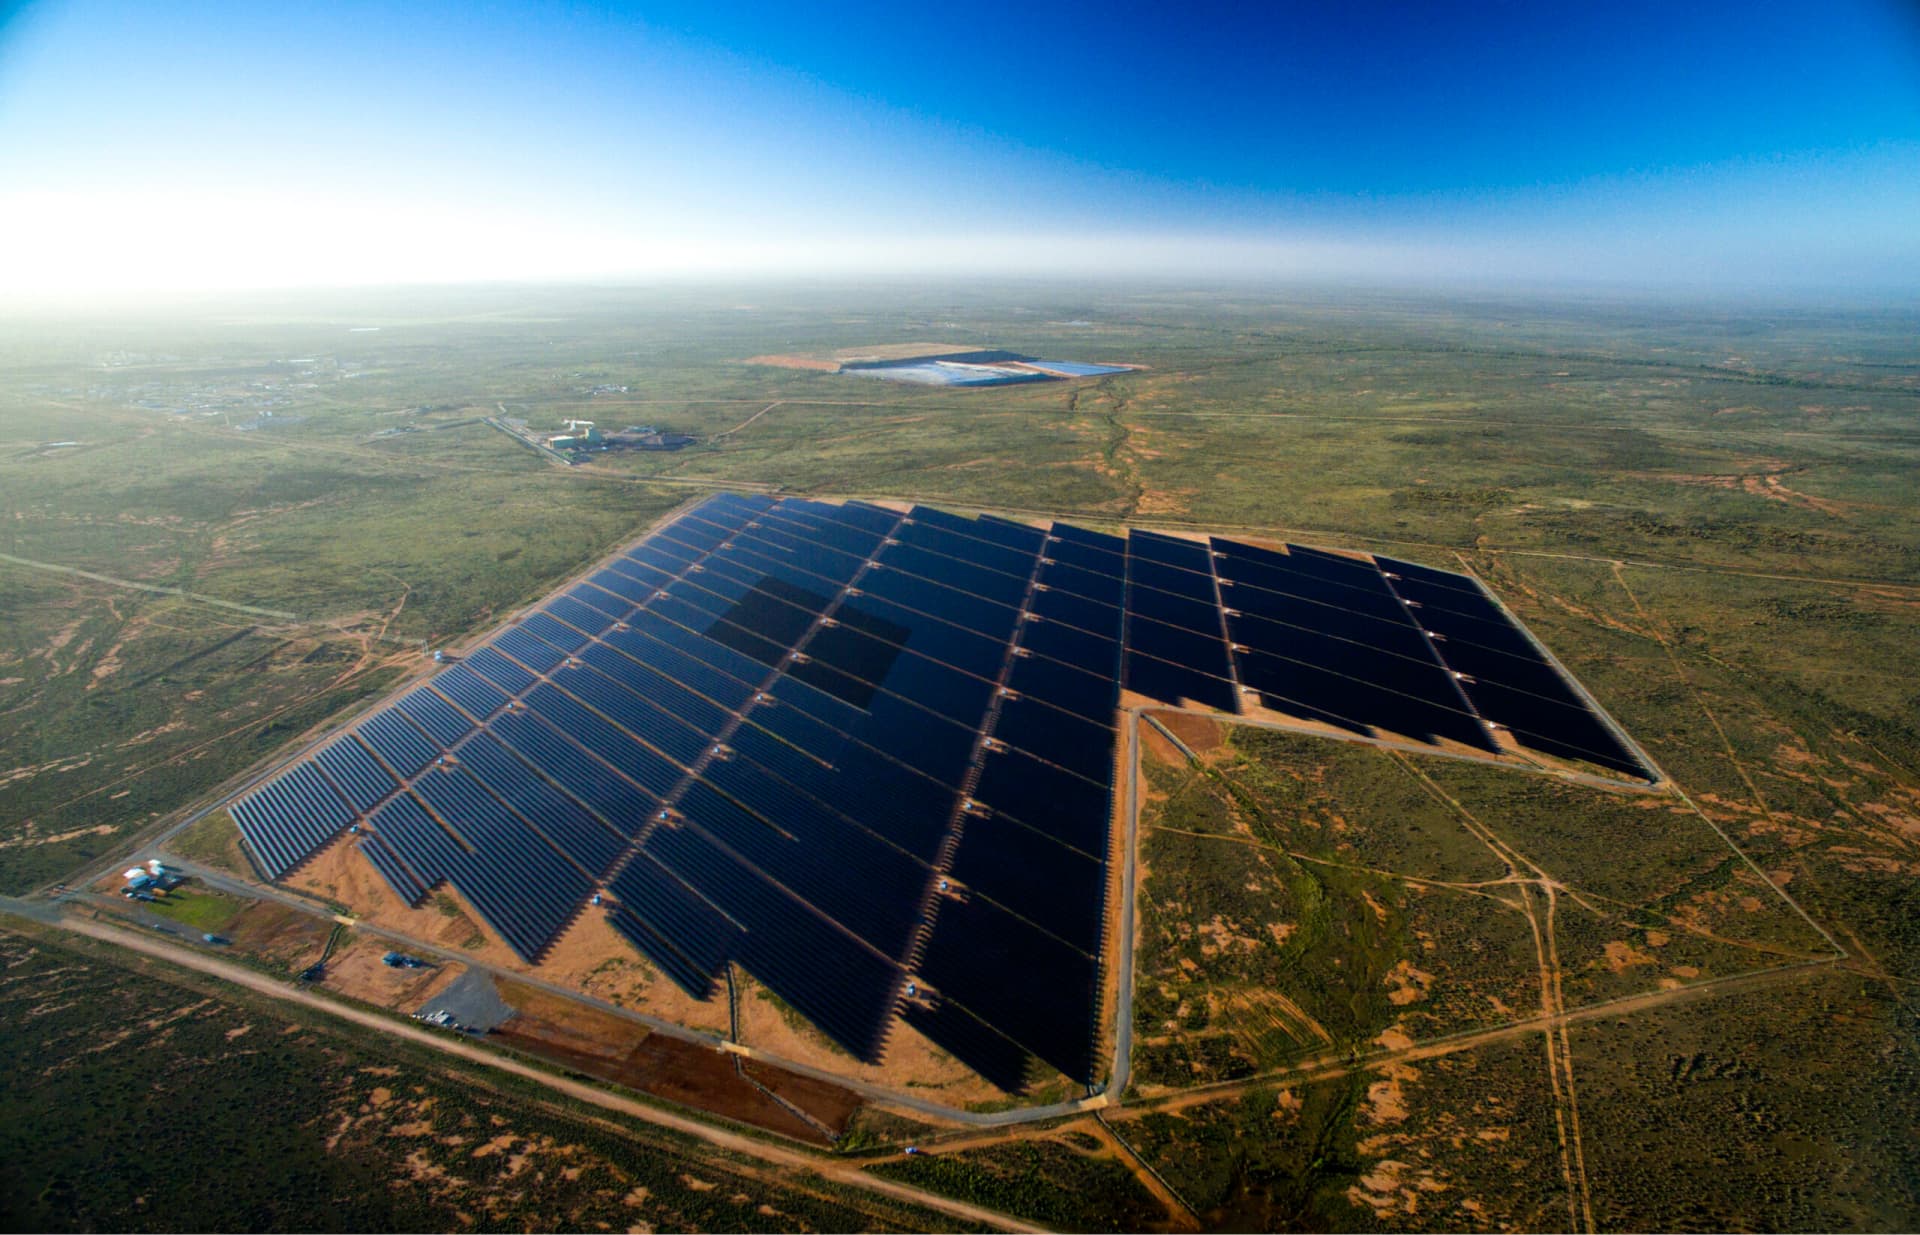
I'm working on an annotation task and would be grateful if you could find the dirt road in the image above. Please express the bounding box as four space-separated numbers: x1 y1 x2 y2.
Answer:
46 913 1040 1234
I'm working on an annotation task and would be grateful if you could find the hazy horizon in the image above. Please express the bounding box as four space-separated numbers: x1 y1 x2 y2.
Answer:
3 0 1918 300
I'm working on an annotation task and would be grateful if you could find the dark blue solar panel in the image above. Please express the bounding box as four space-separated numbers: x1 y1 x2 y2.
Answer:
525 682 686 798
850 694 978 788
674 564 755 608
592 630 757 711
1224 575 1434 662
1127 529 1213 573
649 589 739 636
1045 538 1127 578
586 567 654 605
629 539 698 573
459 646 535 698
861 568 1020 642
551 661 714 764
494 626 566 674
521 611 592 654
678 777 922 959
644 823 898 1058
394 688 473 747
993 696 1116 784
412 764 594 959
315 737 398 813
408 764 503 847
902 999 1033 1093
705 540 843 600
750 509 886 560
1214 542 1409 628
814 745 952 860
1048 522 1127 556
490 707 657 838
838 594 1010 679
431 664 510 722
897 517 1037 580
729 525 868 585
548 595 616 636
702 491 777 521
1375 560 1646 776
964 513 1049 554
1124 650 1240 712
359 835 427 906
621 611 769 686
358 710 442 777
576 640 743 728
1289 543 1385 581
878 541 1030 609
566 582 632 620
1018 619 1121 678
607 906 721 997
740 694 851 767
814 498 901 535
1228 607 1446 689
876 652 996 727
229 760 356 879
1230 643 1492 749
972 747 1109 856
1031 585 1123 635
1036 560 1125 607
1127 616 1233 682
917 893 1098 1082
950 813 1105 956
657 519 730 556
1007 653 1119 725
218 498 1652 1088
369 790 465 884
1128 583 1224 637
607 853 738 993
605 555 674 591
1129 556 1217 604
456 732 625 876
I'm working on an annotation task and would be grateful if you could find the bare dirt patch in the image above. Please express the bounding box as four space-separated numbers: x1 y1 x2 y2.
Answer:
286 838 519 965
1152 710 1225 757
742 354 841 372
732 970 1009 1110
322 937 460 1010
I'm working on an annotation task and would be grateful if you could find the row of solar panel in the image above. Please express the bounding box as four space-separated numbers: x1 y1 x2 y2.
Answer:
1378 557 1647 777
230 762 355 879
982 517 1650 778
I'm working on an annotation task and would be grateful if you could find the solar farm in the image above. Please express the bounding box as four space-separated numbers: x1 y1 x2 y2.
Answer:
223 493 1652 1092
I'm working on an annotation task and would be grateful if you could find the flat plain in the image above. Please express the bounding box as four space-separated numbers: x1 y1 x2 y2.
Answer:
2 283 1917 1230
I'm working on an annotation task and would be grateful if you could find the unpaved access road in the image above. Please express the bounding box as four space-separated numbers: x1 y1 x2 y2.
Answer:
40 913 1041 1234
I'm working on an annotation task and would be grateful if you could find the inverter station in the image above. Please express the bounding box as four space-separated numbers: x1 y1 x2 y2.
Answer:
227 494 1649 1090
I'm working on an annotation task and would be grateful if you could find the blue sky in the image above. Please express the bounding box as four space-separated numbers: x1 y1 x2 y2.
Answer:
1 0 1917 293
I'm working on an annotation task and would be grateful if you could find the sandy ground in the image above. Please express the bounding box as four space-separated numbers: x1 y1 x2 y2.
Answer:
287 834 1042 1101
291 836 733 1033
1152 710 1226 756
742 354 841 372
731 969 1009 1109
322 934 464 1011
286 835 521 965
532 906 731 1034
830 342 972 363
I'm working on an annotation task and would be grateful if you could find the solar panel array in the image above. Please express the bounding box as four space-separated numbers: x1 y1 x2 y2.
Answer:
225 494 1649 1091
